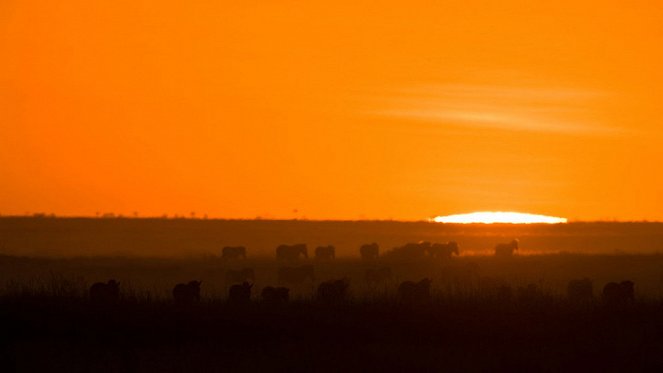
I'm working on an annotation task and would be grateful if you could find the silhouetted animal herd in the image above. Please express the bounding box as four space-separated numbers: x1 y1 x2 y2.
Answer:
87 240 637 308
223 240 520 261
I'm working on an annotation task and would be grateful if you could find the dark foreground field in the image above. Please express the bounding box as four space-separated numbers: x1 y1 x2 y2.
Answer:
3 294 663 371
2 254 663 371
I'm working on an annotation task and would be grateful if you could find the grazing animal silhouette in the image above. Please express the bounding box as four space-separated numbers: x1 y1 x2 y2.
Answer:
278 265 315 284
222 246 247 259
226 268 255 284
228 282 253 305
315 245 336 260
276 244 308 260
494 239 519 257
173 280 202 305
261 286 290 304
567 278 593 303
317 279 350 303
360 243 379 260
89 280 120 304
602 281 635 306
387 242 431 259
516 283 541 303
428 241 460 259
496 285 514 302
365 267 393 284
398 278 432 304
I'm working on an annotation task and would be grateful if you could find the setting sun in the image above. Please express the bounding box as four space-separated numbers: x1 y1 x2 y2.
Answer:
432 211 568 224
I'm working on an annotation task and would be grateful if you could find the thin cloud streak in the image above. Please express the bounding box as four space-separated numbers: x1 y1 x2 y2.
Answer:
369 84 623 135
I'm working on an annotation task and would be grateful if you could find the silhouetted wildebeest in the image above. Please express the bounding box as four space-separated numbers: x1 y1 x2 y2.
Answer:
365 267 392 284
228 282 253 305
567 278 593 303
398 278 432 304
602 281 635 306
494 239 519 257
276 244 308 260
516 283 541 303
261 286 290 304
222 246 247 259
278 265 315 285
360 243 379 260
89 280 120 304
428 241 460 259
496 285 514 302
315 245 336 260
226 268 255 284
173 280 202 305
317 279 350 303
387 242 431 259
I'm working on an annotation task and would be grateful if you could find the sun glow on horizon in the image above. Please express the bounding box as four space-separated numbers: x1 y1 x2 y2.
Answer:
432 212 568 224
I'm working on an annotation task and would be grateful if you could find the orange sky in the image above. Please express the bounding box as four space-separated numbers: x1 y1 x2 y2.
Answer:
1 1 662 221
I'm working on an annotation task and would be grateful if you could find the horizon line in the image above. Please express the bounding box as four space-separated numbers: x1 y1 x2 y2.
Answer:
0 214 661 224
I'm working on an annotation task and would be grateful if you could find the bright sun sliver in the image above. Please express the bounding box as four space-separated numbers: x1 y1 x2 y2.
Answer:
432 211 567 224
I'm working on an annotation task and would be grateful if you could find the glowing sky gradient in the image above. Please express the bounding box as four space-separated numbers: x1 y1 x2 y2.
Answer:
1 1 663 221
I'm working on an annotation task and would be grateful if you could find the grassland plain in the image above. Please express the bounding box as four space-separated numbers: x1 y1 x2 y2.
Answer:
2 218 663 370
1 254 663 371
2 217 663 257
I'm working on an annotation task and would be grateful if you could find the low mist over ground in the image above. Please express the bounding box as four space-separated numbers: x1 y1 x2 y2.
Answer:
1 217 663 257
